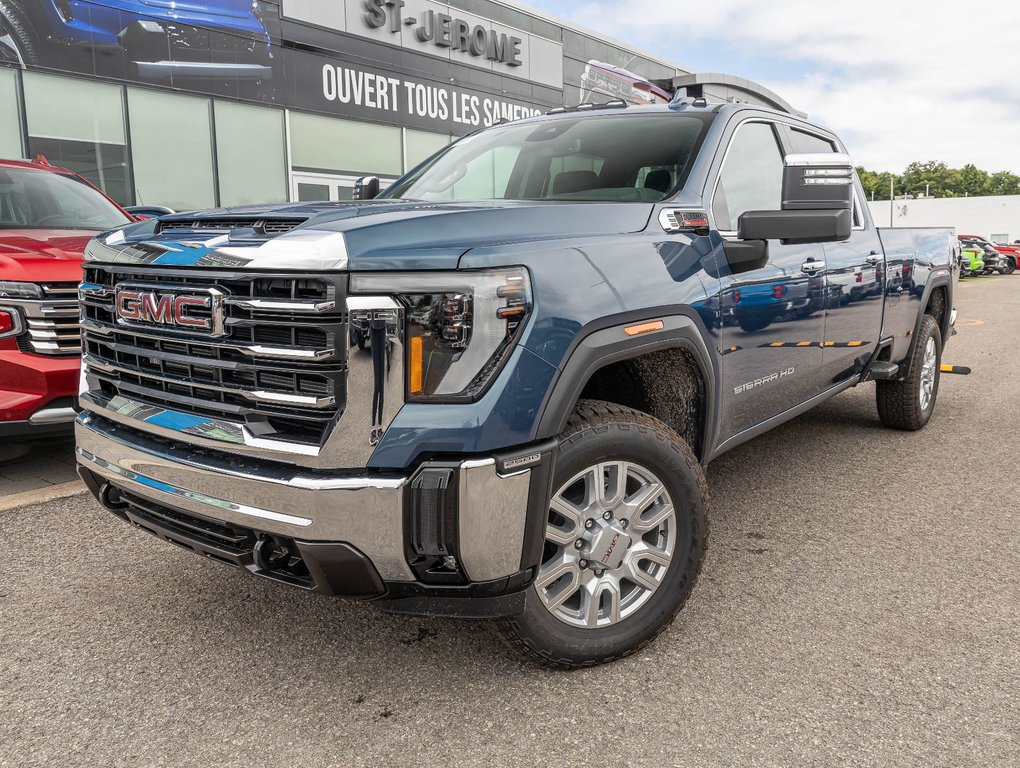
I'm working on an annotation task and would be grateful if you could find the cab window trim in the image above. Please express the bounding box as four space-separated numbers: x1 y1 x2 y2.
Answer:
709 118 785 237
710 116 862 235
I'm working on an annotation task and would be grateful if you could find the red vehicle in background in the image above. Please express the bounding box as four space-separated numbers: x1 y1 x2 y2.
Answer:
1 157 131 446
959 234 1019 275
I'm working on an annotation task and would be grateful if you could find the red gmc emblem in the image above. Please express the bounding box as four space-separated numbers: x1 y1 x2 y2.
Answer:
115 285 222 334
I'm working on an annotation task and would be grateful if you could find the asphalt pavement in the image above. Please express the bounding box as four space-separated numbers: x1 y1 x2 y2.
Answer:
1 276 1017 767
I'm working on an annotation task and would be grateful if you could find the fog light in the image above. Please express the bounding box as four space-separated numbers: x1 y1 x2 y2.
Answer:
406 467 464 584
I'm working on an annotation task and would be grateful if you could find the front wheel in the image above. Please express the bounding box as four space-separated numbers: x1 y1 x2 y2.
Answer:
876 314 942 431
999 258 1016 275
496 401 708 668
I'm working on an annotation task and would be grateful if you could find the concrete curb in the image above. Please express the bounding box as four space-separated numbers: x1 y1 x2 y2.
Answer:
0 481 87 513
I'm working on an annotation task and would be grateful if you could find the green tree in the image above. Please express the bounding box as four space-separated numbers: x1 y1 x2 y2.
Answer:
957 164 991 197
901 161 952 198
988 171 1020 196
856 166 897 200
855 162 1019 199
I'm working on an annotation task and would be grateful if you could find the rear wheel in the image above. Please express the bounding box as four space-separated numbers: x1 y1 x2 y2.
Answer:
999 258 1016 275
0 1 38 67
876 315 942 431
496 400 708 668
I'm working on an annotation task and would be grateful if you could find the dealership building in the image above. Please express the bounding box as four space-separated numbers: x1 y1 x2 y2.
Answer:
0 0 796 211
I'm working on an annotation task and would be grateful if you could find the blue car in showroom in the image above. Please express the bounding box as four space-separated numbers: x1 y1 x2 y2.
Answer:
0 0 272 85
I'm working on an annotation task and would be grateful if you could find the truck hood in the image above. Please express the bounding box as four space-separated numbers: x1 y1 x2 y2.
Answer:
0 230 91 282
95 201 656 271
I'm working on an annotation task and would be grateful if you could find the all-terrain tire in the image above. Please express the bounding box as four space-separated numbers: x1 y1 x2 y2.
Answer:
0 1 39 67
495 400 709 669
876 314 942 431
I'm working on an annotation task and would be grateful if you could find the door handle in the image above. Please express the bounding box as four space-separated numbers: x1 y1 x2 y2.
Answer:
801 261 826 274
866 252 882 265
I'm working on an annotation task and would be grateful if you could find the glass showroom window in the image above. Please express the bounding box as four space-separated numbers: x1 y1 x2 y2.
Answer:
290 112 402 177
404 129 450 172
23 72 131 203
128 88 216 212
214 101 287 206
0 68 23 158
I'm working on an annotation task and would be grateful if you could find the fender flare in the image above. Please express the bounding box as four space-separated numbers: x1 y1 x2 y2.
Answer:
913 272 954 345
532 308 719 461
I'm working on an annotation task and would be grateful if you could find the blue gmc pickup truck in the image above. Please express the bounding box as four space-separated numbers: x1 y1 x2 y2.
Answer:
75 100 958 668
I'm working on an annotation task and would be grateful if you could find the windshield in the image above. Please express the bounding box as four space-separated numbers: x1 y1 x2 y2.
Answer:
384 113 712 203
0 167 130 230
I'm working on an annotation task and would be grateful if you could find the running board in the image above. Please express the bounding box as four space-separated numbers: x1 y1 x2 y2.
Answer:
864 361 900 381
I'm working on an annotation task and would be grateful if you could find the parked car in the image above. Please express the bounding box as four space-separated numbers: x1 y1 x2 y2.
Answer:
75 102 958 668
959 234 1018 275
959 236 1006 275
0 0 271 88
0 156 131 443
959 244 985 277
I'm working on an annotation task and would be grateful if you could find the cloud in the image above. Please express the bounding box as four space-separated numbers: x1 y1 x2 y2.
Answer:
531 0 1020 173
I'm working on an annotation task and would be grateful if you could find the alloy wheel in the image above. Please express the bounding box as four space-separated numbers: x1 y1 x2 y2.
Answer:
919 336 937 411
535 460 677 629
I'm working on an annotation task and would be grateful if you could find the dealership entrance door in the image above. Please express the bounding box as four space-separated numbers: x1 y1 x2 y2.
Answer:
290 172 393 202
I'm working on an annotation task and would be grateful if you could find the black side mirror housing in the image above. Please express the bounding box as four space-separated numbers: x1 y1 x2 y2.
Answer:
781 152 855 211
736 152 855 246
353 176 380 200
738 208 853 245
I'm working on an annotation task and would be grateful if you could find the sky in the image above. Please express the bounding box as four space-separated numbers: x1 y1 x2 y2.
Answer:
525 0 1020 174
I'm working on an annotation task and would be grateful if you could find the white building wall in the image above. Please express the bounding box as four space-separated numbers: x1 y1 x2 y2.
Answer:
867 195 1020 242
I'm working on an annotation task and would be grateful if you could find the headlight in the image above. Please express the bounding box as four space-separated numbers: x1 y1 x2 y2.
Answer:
350 268 532 402
0 281 42 299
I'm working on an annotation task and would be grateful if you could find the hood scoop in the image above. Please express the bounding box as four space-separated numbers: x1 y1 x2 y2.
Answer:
158 218 307 239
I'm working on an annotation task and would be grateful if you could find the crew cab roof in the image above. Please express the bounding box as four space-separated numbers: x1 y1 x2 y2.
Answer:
505 101 830 132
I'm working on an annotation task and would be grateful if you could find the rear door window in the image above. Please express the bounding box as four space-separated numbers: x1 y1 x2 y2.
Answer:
789 128 837 154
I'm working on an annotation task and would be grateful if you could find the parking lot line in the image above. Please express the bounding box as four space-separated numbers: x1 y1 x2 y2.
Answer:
0 480 85 513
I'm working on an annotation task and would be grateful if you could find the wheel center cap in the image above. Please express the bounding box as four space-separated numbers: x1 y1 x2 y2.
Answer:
586 523 632 570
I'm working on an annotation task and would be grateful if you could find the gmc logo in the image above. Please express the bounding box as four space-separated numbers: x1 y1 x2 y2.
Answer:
115 288 219 333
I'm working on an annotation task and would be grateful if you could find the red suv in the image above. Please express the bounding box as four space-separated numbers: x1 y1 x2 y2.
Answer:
1 158 131 443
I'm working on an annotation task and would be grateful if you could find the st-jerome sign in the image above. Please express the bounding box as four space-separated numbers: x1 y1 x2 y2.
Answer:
364 0 524 67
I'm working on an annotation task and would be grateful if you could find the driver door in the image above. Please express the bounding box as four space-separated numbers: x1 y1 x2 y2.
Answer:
711 119 828 440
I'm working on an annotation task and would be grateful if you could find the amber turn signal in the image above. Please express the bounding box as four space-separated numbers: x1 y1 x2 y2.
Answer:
624 320 664 336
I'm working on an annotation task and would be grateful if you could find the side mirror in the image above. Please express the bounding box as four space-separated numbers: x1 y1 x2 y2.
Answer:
353 176 380 200
738 209 852 245
782 152 854 211
736 153 854 245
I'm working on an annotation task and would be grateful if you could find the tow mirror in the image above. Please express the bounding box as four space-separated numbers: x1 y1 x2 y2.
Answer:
735 153 854 246
354 176 380 200
782 152 854 212
738 209 852 245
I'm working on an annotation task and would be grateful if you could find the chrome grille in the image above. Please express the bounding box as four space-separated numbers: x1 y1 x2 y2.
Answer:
80 266 346 445
12 283 81 356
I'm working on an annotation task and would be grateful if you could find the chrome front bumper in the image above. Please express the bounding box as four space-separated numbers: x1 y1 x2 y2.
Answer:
76 413 535 585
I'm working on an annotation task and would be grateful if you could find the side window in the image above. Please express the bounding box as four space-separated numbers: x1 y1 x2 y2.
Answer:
712 122 784 231
789 128 837 154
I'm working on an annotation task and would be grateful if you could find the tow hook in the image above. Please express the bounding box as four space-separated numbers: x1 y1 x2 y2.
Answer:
98 482 128 511
253 534 294 571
